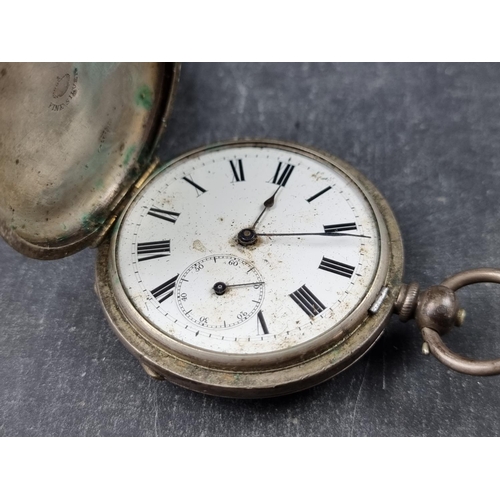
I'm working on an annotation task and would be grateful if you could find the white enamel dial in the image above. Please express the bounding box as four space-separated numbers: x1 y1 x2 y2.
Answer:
115 144 382 359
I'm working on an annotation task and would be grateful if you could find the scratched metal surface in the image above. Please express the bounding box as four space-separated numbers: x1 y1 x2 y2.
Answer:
2 62 500 436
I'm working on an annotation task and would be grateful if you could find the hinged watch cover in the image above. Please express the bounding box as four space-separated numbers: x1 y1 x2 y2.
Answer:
0 62 179 259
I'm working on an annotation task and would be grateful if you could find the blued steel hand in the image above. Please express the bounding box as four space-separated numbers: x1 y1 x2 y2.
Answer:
256 232 371 238
251 185 282 229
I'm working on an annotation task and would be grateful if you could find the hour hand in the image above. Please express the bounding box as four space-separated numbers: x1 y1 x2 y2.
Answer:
251 185 282 228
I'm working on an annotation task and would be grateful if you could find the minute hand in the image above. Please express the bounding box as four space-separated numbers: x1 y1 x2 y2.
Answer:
256 232 371 239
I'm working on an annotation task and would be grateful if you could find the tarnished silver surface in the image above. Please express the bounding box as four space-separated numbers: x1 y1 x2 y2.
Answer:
416 285 459 334
95 139 405 397
0 62 179 259
416 268 500 375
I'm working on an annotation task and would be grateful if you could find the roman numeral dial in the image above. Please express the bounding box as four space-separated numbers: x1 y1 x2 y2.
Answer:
319 257 355 278
257 310 270 335
290 285 326 317
230 159 245 182
183 175 207 196
307 186 332 203
324 222 357 233
137 240 171 262
271 162 295 187
151 275 178 303
147 207 180 224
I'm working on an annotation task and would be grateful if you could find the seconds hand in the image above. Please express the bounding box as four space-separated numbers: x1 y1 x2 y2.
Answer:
213 281 265 296
225 282 265 288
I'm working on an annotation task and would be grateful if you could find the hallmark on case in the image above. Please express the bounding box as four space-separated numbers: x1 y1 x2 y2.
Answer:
48 67 78 111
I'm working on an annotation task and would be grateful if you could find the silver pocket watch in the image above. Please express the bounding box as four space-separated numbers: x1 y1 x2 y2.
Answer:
1 62 499 398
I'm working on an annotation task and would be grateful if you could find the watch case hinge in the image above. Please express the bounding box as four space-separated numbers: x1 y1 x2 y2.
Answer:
91 157 161 248
134 157 160 191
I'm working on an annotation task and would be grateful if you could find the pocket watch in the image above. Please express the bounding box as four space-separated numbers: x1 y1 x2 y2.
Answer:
1 62 499 398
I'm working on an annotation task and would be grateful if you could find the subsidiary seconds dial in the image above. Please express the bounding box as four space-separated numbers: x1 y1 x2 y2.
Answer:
176 255 265 329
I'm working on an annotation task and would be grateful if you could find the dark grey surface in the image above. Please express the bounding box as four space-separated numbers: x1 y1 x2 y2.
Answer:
2 63 500 436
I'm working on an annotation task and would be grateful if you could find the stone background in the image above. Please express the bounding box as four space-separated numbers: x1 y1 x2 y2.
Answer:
2 63 500 436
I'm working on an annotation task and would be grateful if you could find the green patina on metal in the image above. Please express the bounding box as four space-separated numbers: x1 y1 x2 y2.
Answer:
123 145 137 166
81 212 107 233
81 214 92 232
135 84 153 110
